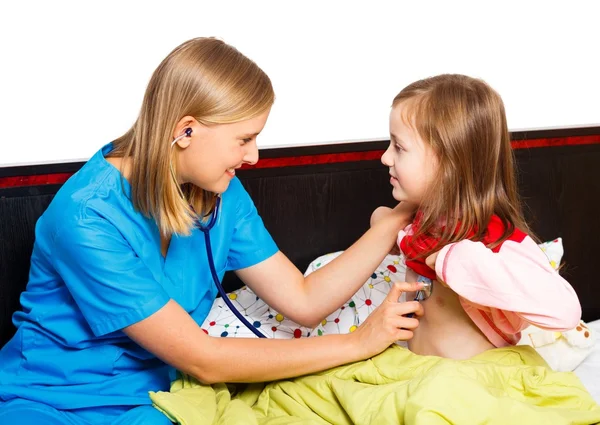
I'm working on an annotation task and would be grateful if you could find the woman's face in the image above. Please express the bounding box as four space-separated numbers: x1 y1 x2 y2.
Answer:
176 108 270 194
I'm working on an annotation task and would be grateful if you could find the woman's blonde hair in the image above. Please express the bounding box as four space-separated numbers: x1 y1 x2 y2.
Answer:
393 74 532 256
110 37 274 236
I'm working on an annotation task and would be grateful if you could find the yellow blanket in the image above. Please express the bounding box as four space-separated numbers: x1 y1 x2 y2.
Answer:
149 345 600 424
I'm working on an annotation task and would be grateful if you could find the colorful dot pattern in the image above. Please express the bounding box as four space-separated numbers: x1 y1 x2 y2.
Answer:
201 252 407 339
202 286 314 339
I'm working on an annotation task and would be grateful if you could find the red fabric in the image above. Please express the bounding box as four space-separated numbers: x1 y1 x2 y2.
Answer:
400 214 527 280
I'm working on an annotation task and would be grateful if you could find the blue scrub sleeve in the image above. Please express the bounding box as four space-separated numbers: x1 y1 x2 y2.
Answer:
51 217 171 337
226 178 278 270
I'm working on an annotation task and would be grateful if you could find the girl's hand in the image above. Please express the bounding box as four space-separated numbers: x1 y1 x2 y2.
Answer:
426 250 448 287
351 281 424 358
425 251 439 270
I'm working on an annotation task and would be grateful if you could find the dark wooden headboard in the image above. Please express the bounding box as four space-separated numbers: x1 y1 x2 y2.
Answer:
1 127 599 346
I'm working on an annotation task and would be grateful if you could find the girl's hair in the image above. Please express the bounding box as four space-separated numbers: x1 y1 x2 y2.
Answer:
393 74 532 256
109 37 274 236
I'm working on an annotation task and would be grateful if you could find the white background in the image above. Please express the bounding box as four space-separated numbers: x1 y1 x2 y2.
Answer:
0 1 598 166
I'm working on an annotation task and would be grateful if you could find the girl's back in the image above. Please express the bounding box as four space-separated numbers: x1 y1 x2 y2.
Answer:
404 267 494 359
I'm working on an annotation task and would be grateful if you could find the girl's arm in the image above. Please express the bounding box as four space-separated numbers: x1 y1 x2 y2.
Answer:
124 281 423 384
430 235 581 331
237 202 415 327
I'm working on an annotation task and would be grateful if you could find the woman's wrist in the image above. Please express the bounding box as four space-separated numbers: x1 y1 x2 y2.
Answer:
342 331 368 363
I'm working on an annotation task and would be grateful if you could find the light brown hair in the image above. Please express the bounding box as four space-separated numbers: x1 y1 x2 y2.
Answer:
393 74 532 256
109 37 274 236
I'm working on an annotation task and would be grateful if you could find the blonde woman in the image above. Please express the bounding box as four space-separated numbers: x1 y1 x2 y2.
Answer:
0 38 423 424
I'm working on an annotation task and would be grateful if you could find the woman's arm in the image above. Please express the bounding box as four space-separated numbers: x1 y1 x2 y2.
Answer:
50 202 422 385
124 281 423 384
237 202 415 327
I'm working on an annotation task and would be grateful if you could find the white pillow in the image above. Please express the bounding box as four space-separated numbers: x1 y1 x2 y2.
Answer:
517 237 595 371
518 321 596 372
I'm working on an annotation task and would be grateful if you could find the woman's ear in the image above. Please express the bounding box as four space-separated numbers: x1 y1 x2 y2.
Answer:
172 116 198 148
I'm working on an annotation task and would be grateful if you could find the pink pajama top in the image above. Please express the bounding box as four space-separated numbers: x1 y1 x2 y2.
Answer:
398 215 582 347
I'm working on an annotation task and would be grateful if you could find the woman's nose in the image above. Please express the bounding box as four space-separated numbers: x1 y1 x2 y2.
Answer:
243 142 259 165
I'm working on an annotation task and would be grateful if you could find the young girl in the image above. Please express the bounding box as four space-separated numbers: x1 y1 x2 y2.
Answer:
372 73 582 360
0 37 424 424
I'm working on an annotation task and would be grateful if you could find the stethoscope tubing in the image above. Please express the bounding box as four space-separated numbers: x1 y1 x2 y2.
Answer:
199 195 268 338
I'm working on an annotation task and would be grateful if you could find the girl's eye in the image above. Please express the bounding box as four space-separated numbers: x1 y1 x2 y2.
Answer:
395 144 404 152
242 138 252 144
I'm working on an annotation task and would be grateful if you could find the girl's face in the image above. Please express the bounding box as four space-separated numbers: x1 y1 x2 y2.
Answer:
176 108 270 194
382 103 438 204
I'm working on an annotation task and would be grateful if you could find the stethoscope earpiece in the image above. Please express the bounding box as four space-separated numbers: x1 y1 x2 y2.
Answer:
171 128 193 147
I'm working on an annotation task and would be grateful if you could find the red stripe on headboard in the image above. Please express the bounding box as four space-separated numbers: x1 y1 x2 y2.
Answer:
1 134 599 188
0 173 73 189
241 150 384 169
511 134 600 149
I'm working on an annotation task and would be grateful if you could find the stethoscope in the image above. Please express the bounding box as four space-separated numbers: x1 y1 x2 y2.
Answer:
171 127 268 338
197 195 267 338
406 276 433 318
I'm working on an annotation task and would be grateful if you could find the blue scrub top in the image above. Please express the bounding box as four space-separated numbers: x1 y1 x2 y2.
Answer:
0 143 278 410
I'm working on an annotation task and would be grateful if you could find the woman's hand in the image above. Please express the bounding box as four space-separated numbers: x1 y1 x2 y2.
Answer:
391 201 418 219
369 203 416 256
370 206 393 228
370 206 399 255
351 281 424 358
370 203 417 228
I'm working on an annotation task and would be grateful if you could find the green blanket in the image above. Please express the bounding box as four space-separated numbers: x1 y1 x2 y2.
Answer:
149 345 600 424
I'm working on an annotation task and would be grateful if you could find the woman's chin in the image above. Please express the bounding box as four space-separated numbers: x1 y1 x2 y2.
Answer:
192 177 232 194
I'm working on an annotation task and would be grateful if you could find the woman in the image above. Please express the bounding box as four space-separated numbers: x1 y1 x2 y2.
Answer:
0 37 423 424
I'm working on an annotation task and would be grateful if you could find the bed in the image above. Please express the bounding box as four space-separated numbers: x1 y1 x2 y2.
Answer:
575 319 600 403
1 127 600 422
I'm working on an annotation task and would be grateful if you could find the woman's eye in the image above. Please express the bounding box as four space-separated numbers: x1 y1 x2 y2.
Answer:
242 138 252 144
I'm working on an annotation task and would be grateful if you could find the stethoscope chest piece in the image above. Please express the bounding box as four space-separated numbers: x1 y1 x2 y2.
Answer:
415 275 433 301
405 275 433 318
